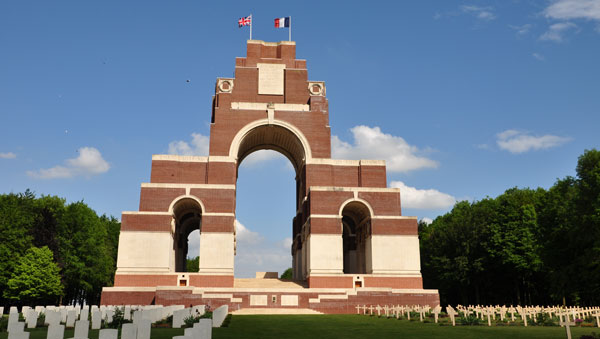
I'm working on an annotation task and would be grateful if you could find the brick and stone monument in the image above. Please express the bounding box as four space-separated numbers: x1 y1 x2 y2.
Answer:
101 40 439 312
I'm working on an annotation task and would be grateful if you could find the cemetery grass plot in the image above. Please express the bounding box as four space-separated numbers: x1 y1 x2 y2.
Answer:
1 315 598 339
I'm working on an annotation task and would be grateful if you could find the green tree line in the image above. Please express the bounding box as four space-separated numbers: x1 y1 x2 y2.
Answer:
0 190 120 307
420 149 600 306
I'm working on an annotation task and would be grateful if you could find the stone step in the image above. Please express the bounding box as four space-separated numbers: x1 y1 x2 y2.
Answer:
231 308 323 315
233 279 308 289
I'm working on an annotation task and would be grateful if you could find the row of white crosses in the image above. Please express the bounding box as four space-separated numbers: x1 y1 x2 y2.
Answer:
354 304 600 330
355 304 438 323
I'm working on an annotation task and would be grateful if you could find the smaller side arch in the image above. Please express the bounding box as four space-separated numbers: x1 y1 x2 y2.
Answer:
339 198 373 275
169 196 204 273
338 198 375 219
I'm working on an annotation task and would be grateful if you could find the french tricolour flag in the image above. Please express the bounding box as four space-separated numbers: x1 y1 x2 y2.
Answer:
274 17 290 28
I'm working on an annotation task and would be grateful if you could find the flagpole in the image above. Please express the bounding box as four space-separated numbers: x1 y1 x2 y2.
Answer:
289 16 292 41
250 14 253 40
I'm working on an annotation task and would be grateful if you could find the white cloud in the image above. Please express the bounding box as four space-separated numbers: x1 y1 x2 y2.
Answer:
235 220 262 245
496 129 571 154
332 126 438 173
390 181 456 210
239 150 286 169
0 152 16 159
421 217 433 225
168 133 209 156
461 5 496 21
544 0 600 21
509 24 532 35
234 220 292 278
532 53 545 61
27 147 110 179
540 22 577 42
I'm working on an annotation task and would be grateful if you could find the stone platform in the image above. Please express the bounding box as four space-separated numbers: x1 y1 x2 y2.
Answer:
101 279 439 314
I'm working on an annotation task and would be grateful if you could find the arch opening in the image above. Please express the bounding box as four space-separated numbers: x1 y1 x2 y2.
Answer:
341 201 371 274
172 198 202 272
229 123 310 279
235 124 306 174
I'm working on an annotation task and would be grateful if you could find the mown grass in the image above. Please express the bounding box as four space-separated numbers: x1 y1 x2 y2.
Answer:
1 315 598 339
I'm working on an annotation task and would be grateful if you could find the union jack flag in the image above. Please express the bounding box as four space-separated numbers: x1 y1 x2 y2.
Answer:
238 15 252 27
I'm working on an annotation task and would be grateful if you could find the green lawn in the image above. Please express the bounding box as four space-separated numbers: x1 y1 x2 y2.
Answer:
1 315 598 339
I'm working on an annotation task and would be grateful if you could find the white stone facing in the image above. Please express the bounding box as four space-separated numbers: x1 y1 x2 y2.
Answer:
121 323 137 339
212 305 228 328
198 233 234 274
250 295 268 306
307 234 344 275
281 295 299 306
73 320 89 339
98 329 118 339
47 324 65 339
257 63 285 95
136 319 151 339
370 235 421 274
26 310 38 328
117 231 172 271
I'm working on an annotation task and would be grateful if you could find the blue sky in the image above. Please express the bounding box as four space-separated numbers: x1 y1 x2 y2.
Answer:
1 1 599 277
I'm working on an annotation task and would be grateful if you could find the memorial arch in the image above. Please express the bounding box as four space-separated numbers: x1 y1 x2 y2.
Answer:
102 40 439 311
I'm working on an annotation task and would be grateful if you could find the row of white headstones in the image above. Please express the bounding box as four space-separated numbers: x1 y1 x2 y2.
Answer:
2 304 229 339
356 304 600 339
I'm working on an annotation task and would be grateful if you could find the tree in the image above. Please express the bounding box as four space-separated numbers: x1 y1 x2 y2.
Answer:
3 246 63 306
186 256 199 272
280 268 293 280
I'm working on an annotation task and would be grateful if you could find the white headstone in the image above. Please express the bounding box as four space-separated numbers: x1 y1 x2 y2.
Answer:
79 308 89 321
47 324 65 339
26 310 38 329
73 320 89 339
46 310 61 326
191 305 205 317
183 328 196 339
197 319 212 339
9 307 19 314
91 311 101 330
121 323 137 339
60 308 68 324
8 322 25 333
136 319 151 339
8 312 20 325
99 329 118 339
132 311 142 325
22 307 31 322
66 310 77 328
172 309 191 329
8 332 29 339
211 305 228 328
123 306 131 321
105 309 114 324
0 307 4 315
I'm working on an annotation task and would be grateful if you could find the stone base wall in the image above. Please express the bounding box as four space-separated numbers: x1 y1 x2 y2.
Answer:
100 287 440 314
